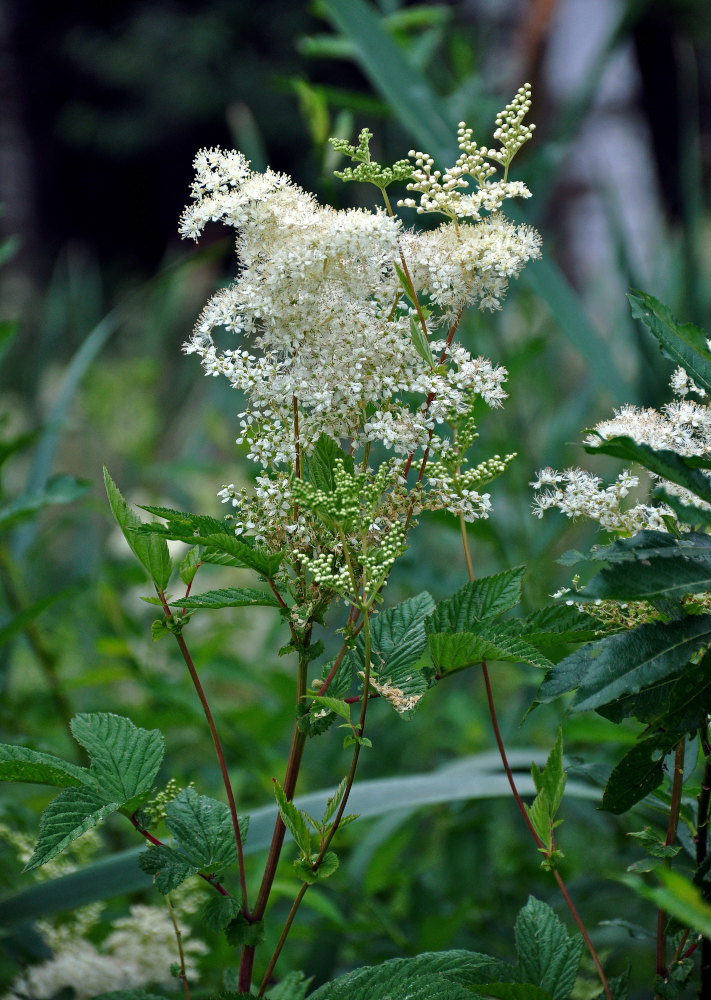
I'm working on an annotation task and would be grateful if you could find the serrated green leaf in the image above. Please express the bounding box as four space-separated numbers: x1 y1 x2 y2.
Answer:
520 605 600 647
103 468 171 589
514 896 583 1000
598 654 711 730
138 844 199 893
352 593 434 715
306 434 354 492
627 827 681 860
524 789 552 850
428 630 554 675
601 733 679 814
0 745 91 788
201 893 241 933
150 618 169 641
177 587 281 610
580 537 711 602
136 504 283 577
225 913 265 948
166 788 247 870
24 787 121 871
537 615 711 713
265 970 311 1000
273 779 312 857
307 949 483 1000
354 592 435 674
70 713 164 806
628 289 711 394
426 567 526 634
533 730 566 819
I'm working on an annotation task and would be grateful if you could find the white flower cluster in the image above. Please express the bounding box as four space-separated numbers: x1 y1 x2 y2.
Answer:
181 104 540 543
402 217 541 315
531 467 667 532
3 903 207 1000
531 366 711 532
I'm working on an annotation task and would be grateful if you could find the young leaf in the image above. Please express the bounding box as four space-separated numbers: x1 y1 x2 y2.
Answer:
179 545 202 585
306 434 354 492
426 567 526 634
166 788 248 870
628 289 711 395
409 314 435 368
514 896 583 1000
273 779 312 857
103 468 172 589
323 777 348 826
177 587 282 610
294 850 339 884
0 745 91 788
309 696 352 723
532 730 566 820
138 844 200 893
70 713 164 807
265 970 312 1000
24 787 121 871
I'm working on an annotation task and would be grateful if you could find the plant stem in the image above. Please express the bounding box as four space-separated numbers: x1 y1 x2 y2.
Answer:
458 530 612 1000
697 747 711 996
166 893 192 999
239 639 310 991
258 607 374 995
159 593 250 919
655 739 686 993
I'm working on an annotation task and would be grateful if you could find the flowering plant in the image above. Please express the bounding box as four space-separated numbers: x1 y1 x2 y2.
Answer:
1 83 710 1000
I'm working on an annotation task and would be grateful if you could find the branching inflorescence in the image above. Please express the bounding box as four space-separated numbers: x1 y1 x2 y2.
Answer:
180 89 540 611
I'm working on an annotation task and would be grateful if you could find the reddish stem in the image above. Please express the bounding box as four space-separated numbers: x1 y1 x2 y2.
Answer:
159 592 250 918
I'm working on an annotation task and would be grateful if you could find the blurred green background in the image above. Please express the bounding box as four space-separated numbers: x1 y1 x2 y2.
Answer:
1 0 711 996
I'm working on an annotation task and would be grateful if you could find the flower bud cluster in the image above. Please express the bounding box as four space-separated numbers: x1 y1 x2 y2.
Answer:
398 84 535 222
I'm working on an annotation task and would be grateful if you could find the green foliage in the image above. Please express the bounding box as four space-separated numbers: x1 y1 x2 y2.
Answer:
136 504 284 577
628 289 711 395
309 897 583 1000
351 591 434 715
177 587 282 610
524 731 566 868
103 468 172 589
305 434 355 493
